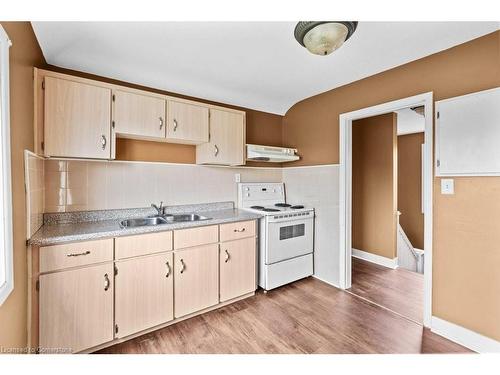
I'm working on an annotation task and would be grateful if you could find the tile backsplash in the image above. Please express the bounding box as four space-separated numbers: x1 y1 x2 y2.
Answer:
25 152 45 237
44 160 282 213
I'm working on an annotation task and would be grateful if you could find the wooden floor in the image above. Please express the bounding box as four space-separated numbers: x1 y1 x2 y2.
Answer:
348 257 424 323
96 277 469 354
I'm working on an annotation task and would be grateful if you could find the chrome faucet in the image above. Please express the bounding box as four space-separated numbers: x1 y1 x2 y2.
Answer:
151 201 164 216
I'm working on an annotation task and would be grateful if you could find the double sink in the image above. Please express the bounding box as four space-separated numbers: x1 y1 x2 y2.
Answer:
120 213 211 228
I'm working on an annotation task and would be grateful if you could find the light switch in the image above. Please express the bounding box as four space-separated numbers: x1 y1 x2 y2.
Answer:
441 179 454 195
234 173 241 183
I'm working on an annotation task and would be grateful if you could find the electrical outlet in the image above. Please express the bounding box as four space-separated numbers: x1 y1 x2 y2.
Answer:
234 173 241 183
441 179 454 195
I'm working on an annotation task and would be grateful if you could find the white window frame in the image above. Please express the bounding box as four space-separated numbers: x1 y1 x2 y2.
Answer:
0 25 13 305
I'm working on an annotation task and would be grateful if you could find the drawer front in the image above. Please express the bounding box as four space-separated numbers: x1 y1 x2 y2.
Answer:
219 220 256 242
40 239 114 273
173 225 218 249
115 231 173 260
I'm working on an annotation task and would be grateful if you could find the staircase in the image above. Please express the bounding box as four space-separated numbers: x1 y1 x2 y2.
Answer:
397 212 424 273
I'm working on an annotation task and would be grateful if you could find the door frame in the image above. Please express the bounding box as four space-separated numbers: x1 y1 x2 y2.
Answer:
338 92 433 327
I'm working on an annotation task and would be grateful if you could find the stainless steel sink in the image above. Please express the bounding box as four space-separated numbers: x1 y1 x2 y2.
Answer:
119 217 168 228
165 214 211 222
120 213 211 228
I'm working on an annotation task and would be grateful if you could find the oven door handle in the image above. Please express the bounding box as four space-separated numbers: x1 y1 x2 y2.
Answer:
267 215 314 224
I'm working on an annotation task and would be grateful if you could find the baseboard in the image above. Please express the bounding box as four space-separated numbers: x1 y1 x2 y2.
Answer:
352 248 398 269
312 274 340 288
431 316 500 353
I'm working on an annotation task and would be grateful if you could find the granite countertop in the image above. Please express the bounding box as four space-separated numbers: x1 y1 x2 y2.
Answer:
29 202 261 247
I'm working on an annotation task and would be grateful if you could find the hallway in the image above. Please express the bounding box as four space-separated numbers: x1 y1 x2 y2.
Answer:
348 257 424 323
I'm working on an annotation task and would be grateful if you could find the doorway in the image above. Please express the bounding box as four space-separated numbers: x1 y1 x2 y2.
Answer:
338 93 433 327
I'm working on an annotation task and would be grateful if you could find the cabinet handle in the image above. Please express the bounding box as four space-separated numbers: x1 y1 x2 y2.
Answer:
233 228 246 233
224 249 230 263
104 273 110 291
180 259 186 274
159 117 164 130
173 119 178 131
165 261 171 278
214 144 219 157
66 250 90 257
101 135 107 150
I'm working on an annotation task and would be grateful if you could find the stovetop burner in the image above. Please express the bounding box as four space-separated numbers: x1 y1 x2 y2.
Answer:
275 203 291 207
290 205 305 209
250 205 265 210
262 208 280 212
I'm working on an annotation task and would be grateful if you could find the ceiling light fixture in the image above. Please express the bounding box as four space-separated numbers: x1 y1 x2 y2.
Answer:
294 21 358 56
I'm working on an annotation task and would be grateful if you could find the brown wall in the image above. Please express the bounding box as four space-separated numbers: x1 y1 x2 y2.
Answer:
45 65 284 166
352 113 397 259
398 132 424 250
0 22 46 348
283 31 500 341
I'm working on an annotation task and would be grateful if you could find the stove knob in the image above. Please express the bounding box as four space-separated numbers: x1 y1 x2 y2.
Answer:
245 187 249 191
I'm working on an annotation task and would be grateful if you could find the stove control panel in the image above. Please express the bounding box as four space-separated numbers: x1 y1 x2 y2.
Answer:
238 183 285 207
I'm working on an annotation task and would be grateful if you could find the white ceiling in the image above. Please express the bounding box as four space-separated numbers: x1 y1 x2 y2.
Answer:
396 108 425 135
31 22 499 115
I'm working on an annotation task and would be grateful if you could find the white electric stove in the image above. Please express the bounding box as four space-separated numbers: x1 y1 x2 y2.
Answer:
238 183 314 291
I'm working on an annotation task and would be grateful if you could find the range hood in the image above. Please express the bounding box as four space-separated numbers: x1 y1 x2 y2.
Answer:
246 144 300 163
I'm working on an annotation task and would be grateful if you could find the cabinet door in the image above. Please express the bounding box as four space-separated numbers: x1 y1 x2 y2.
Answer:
196 109 245 165
44 76 112 159
166 100 209 144
115 253 174 338
219 237 256 302
174 244 219 318
113 90 166 138
39 263 114 353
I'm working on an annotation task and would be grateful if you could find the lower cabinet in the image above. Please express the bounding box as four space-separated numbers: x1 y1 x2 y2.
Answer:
219 237 256 302
174 244 219 318
39 263 114 353
114 252 174 338
35 222 257 353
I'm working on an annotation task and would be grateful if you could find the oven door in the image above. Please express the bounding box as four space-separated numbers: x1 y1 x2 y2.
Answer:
266 216 313 264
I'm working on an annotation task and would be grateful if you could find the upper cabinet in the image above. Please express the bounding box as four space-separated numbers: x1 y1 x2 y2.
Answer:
35 69 247 165
435 87 500 176
113 90 166 139
196 108 246 166
44 76 112 159
166 100 209 144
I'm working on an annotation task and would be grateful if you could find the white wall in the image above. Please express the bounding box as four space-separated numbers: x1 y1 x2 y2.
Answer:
282 165 340 286
44 160 282 212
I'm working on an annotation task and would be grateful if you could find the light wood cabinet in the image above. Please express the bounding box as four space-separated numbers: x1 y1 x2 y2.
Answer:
35 69 248 161
173 225 218 249
115 231 172 260
39 238 114 273
219 237 256 302
39 263 114 353
44 76 112 159
166 100 209 144
115 252 174 338
32 220 257 353
174 244 219 318
219 220 256 242
113 90 166 139
196 108 246 166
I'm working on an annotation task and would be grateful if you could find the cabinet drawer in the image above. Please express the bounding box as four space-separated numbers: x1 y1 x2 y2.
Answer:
173 225 218 249
39 238 114 273
115 231 172 260
220 220 256 242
